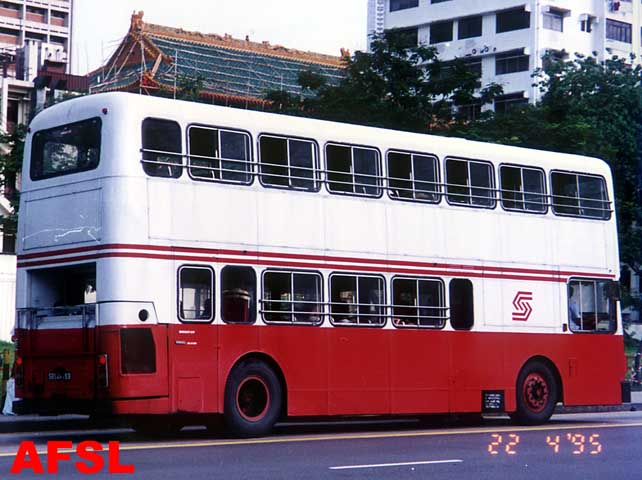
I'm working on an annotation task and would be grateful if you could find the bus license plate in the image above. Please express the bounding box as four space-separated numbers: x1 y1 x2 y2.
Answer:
48 370 72 381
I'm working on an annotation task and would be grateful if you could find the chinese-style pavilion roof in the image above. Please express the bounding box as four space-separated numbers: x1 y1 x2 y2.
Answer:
89 11 347 107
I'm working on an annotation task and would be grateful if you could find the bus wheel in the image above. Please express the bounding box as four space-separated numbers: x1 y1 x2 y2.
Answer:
224 360 282 437
512 361 558 425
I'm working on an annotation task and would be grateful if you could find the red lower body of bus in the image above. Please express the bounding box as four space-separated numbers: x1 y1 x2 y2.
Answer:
13 323 627 421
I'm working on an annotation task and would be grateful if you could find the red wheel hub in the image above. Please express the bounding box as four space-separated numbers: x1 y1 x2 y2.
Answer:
236 376 270 422
522 372 549 413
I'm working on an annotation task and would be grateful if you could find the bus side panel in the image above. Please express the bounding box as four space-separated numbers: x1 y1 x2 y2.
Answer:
168 323 218 413
502 333 625 409
99 325 169 400
559 334 625 406
449 331 506 413
390 330 449 414
259 326 329 416
327 328 390 415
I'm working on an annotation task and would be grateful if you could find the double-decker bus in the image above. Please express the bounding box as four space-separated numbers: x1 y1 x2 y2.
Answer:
13 92 627 436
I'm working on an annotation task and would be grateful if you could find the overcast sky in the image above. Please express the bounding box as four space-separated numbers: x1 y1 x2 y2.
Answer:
72 0 368 75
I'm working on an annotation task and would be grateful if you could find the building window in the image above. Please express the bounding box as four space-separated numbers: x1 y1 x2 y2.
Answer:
326 143 381 196
262 271 323 324
178 266 213 322
551 171 611 220
141 118 182 178
568 279 617 333
390 0 418 12
543 10 564 32
458 16 483 39
387 150 440 203
392 277 446 328
330 274 386 326
494 92 528 113
221 266 256 324
387 27 418 48
31 117 101 181
496 49 529 75
458 101 482 121
580 16 595 33
606 19 632 43
445 157 496 208
259 135 318 191
430 20 453 44
496 7 530 33
449 279 474 330
500 165 547 213
463 56 482 77
188 126 252 184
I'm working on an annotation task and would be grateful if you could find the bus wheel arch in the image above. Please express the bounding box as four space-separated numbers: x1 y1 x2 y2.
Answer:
512 356 562 425
223 353 286 437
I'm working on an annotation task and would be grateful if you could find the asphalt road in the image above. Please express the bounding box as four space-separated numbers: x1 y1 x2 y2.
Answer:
0 412 641 479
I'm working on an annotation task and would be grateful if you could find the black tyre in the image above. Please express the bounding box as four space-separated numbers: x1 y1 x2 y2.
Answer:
512 361 558 425
224 360 282 437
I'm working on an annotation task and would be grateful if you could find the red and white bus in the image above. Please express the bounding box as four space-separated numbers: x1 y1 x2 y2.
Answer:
13 93 626 436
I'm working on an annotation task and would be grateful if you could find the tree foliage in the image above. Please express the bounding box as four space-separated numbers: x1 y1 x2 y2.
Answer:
0 125 26 245
266 31 502 132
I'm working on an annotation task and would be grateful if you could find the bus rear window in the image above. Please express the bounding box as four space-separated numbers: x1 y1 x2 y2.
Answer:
30 117 101 180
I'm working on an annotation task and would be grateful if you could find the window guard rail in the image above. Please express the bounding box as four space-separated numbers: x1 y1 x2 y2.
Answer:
139 148 613 213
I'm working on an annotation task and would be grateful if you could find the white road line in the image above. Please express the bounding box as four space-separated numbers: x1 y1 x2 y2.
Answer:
329 459 463 470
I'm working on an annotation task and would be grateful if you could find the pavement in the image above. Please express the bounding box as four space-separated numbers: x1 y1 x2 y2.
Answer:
0 391 640 434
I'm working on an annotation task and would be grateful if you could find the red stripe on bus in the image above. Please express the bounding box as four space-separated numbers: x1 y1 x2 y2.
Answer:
17 242 614 280
17 250 575 283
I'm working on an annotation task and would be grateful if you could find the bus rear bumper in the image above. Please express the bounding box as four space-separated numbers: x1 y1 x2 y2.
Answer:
13 398 112 416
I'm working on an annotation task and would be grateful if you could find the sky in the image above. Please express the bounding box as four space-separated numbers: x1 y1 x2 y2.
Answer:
72 0 368 75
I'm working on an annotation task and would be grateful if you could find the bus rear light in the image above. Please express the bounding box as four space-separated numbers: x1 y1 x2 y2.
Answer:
15 356 24 387
96 354 108 388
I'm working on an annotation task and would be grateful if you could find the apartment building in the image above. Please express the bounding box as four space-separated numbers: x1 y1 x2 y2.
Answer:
367 0 642 110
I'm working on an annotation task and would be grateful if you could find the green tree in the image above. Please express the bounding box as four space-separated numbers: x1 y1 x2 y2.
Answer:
0 125 26 250
266 31 502 132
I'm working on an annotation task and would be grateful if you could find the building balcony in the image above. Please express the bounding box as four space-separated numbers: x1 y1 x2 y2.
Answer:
25 12 45 23
0 7 20 19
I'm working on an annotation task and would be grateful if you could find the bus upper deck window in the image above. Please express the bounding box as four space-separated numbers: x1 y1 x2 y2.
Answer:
445 158 496 208
30 117 101 180
551 171 610 220
189 126 252 184
142 118 182 178
326 144 381 197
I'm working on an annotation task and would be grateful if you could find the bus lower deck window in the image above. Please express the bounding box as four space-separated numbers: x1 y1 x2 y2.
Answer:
449 278 474 330
178 266 213 322
392 277 445 328
262 271 323 324
568 279 617 333
222 266 256 324
330 274 385 326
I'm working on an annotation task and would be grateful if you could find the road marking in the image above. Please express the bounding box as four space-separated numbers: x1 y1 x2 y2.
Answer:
330 459 462 470
0 421 641 458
